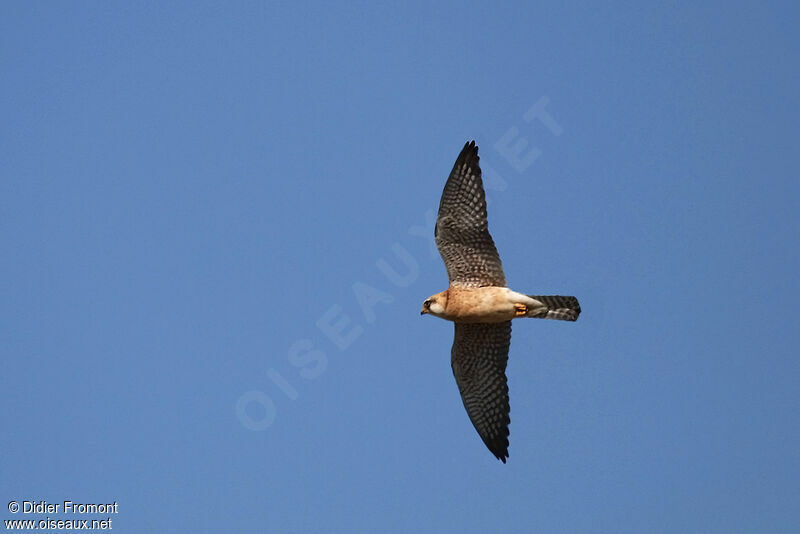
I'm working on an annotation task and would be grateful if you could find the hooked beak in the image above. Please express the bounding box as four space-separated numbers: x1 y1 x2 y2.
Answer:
420 309 426 315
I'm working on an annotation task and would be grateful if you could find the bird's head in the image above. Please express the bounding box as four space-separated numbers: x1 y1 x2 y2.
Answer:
420 291 447 317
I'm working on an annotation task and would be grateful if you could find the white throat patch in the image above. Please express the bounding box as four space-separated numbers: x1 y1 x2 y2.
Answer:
429 301 445 315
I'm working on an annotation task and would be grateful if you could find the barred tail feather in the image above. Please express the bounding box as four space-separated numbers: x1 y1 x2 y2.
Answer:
528 295 581 321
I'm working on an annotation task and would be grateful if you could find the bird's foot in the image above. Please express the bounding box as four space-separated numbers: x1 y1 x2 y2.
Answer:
514 303 528 317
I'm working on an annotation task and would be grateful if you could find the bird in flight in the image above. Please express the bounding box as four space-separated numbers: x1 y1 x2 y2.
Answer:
420 140 580 463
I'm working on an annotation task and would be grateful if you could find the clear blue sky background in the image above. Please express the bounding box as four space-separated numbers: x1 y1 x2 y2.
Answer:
2 2 799 532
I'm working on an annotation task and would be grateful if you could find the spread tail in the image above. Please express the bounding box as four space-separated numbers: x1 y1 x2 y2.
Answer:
527 295 580 321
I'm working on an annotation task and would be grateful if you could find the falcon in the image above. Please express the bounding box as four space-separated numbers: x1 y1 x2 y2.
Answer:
420 140 581 463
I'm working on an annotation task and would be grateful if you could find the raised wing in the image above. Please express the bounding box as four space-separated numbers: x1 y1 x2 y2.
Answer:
451 321 512 463
435 141 506 288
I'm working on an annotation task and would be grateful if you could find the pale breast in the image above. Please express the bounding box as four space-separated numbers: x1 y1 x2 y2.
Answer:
446 286 515 323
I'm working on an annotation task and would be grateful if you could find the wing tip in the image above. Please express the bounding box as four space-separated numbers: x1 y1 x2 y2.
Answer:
461 139 478 158
453 139 480 174
490 441 509 463
484 428 510 464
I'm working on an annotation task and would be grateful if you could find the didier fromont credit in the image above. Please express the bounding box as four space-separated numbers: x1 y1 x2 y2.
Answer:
23 500 119 513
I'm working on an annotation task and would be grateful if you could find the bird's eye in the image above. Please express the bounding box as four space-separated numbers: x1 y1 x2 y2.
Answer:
424 300 431 308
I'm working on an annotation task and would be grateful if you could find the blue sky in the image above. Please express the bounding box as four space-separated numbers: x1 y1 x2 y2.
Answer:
2 1 799 532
